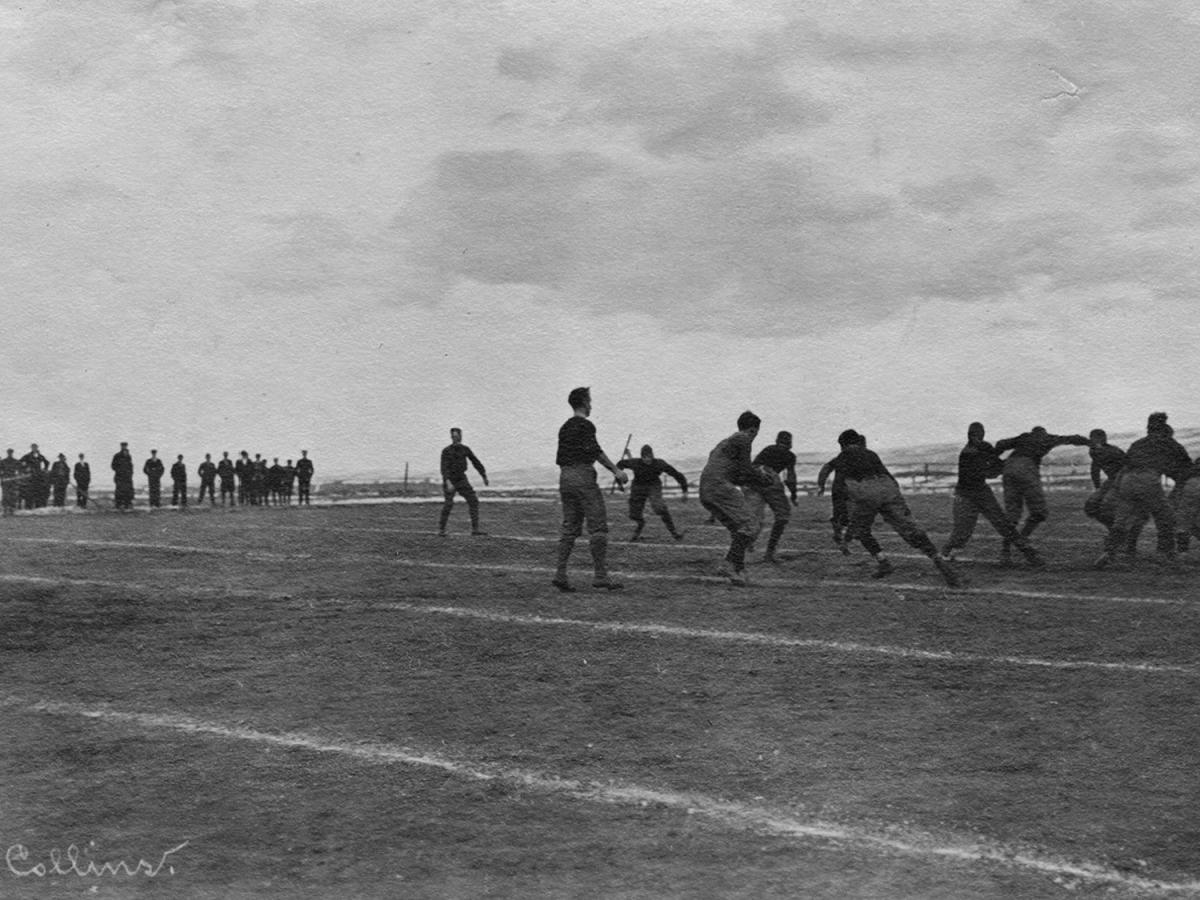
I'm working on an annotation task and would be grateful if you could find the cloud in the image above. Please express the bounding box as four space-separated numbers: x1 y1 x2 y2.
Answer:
496 47 558 82
579 35 828 158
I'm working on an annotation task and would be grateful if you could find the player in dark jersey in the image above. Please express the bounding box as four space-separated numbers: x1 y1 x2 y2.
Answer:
828 429 961 587
553 387 628 592
439 428 489 536
745 431 798 563
817 453 850 553
993 426 1089 565
0 449 21 515
616 444 689 542
1096 413 1190 568
940 422 1044 567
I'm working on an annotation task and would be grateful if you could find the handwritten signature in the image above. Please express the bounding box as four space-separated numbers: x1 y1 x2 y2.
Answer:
6 840 188 878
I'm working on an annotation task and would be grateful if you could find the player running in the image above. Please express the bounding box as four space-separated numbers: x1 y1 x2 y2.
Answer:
940 422 1044 567
829 429 961 587
745 430 798 564
699 411 774 586
616 445 689 542
1095 412 1190 569
993 425 1090 565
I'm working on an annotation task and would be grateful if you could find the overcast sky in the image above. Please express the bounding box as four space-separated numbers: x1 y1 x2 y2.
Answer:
4 1 1199 479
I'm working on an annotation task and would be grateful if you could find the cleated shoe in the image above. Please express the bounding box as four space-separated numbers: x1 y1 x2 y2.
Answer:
592 578 624 591
551 578 577 593
727 569 750 586
871 558 895 579
471 530 488 536
1093 552 1113 570
1023 551 1046 569
762 552 781 565
672 530 687 542
934 555 962 588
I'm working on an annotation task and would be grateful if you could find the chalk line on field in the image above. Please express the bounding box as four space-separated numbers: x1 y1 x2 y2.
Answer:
9 536 308 562
3 695 1197 896
378 601 1193 675
1 570 1186 676
386 555 1192 609
8 533 1192 608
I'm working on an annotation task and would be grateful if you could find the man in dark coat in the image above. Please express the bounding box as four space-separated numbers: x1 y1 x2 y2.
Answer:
112 443 135 510
48 454 71 507
144 450 165 508
171 455 188 507
73 453 91 508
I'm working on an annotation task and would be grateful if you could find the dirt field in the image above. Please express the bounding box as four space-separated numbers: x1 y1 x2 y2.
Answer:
2 490 1199 899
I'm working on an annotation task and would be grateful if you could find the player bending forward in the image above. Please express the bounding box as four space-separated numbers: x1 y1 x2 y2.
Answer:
829 429 962 587
616 445 689 542
699 411 775 586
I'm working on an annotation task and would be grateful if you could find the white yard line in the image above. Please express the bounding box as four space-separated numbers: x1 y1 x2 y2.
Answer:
6 534 1192 608
378 601 1193 675
8 537 307 562
3 695 1197 896
0 570 1189 676
386 556 1193 608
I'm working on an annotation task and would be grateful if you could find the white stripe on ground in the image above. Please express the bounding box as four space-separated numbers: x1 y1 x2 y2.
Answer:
9 536 308 562
273 521 1111 547
5 695 1197 895
0 570 1186 675
8 535 1190 608
379 601 1192 675
386 556 1192 609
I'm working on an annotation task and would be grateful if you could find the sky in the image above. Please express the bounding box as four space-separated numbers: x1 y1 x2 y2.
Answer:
3 0 1200 480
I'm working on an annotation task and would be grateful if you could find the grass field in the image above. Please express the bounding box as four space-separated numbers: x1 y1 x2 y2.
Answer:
2 490 1199 899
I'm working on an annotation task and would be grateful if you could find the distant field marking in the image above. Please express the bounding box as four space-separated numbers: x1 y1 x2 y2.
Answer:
6 534 1191 608
9 536 308 562
386 556 1193 609
6 695 1198 896
272 522 1109 548
1 571 1187 675
379 601 1193 675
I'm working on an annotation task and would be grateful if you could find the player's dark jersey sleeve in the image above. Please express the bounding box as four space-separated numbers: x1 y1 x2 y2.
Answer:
659 461 689 490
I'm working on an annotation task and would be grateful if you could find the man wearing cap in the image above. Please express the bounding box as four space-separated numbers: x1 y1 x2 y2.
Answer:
217 452 236 505
0 449 21 515
197 453 218 505
48 454 71 507
616 444 689 542
144 450 165 508
112 443 135 509
73 453 91 508
171 454 188 507
20 444 48 509
295 450 314 505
